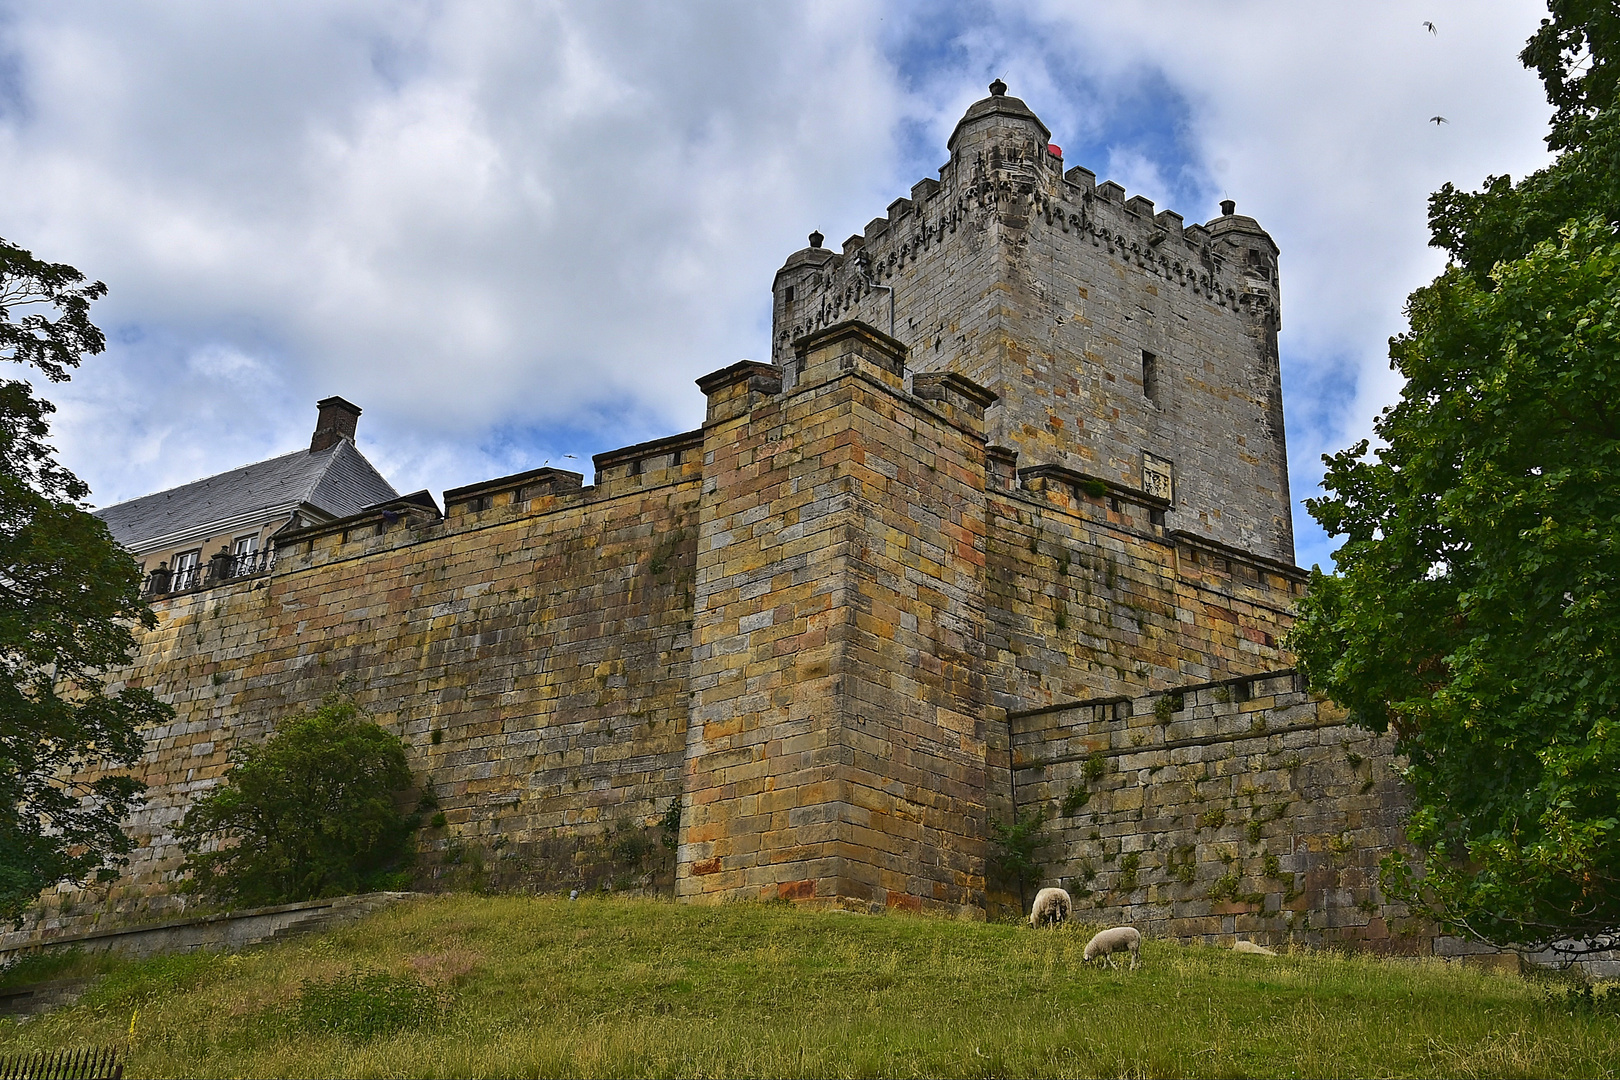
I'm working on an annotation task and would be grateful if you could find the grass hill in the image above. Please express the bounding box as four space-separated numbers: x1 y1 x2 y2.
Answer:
1 894 1615 1078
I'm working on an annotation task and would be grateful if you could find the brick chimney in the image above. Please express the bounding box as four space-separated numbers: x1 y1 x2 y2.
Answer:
310 396 362 453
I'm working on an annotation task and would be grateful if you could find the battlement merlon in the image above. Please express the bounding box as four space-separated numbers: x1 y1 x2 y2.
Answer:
768 81 1294 565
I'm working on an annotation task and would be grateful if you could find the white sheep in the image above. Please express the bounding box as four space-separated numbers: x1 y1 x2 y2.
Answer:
1028 887 1072 928
1084 925 1141 969
1232 940 1277 957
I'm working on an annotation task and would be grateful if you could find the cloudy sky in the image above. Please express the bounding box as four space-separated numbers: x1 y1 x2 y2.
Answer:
1 0 1555 569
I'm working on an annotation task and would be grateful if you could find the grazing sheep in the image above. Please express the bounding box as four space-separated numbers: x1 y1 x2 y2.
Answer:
1232 940 1277 957
1028 887 1072 928
1084 926 1141 969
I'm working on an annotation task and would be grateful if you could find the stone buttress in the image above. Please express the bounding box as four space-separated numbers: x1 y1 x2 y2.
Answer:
13 84 1444 957
679 323 995 914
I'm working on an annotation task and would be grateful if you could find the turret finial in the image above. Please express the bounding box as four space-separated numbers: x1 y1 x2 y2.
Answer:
808 230 824 249
989 78 1007 97
1220 199 1236 216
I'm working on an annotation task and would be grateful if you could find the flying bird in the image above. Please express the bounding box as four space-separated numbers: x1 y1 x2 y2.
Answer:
1423 21 1437 33
1430 116 1448 125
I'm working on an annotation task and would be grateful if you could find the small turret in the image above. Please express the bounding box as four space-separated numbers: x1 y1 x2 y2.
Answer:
1204 200 1278 257
1204 199 1281 316
946 80 1052 159
771 232 840 364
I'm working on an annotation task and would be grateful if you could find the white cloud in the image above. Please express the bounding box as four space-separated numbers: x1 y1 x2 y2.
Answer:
0 0 1555 569
2 0 907 499
877 0 1553 566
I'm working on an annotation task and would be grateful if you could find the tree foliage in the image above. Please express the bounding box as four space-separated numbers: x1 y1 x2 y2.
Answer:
1430 2 1620 279
988 809 1047 911
0 237 169 923
177 698 418 906
1290 2 1620 950
1522 0 1620 152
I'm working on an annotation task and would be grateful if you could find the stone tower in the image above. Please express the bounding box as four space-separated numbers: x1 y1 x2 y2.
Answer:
36 84 1428 952
770 81 1293 563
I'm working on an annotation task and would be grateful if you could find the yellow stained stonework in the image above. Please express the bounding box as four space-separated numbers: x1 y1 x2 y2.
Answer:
16 85 1429 955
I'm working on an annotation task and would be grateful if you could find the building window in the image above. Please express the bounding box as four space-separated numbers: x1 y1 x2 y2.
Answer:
1142 351 1160 405
172 548 202 590
233 534 259 575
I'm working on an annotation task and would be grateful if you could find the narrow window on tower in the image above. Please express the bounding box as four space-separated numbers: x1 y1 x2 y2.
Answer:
1142 350 1160 405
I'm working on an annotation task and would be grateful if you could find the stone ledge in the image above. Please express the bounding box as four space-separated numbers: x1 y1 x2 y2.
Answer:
0 892 417 961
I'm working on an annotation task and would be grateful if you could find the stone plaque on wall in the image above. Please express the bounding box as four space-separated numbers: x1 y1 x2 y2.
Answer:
1143 452 1173 503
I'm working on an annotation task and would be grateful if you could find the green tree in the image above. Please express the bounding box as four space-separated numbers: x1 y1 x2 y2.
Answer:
177 698 417 905
1290 1 1620 950
0 238 169 923
988 809 1047 913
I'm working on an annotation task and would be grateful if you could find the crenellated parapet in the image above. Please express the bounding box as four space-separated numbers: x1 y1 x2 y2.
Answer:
774 166 1279 359
772 81 1293 565
20 83 1441 958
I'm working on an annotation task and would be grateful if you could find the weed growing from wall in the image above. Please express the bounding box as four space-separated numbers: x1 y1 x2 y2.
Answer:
659 799 682 850
1207 871 1240 903
1169 846 1197 885
1153 694 1184 725
1118 852 1141 891
1059 786 1090 817
988 809 1047 907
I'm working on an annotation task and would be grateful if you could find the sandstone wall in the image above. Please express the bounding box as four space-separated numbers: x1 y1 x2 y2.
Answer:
19 310 1423 951
680 324 994 914
1011 672 1421 951
983 448 1304 711
770 92 1293 563
40 442 704 934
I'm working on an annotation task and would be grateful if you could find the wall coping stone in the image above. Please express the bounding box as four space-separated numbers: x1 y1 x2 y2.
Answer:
591 429 705 476
695 360 782 398
1009 668 1299 722
444 467 583 506
1171 530 1307 583
1017 463 1169 510
0 892 418 961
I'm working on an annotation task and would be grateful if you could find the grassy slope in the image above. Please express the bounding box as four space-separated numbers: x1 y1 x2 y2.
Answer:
0 894 1615 1079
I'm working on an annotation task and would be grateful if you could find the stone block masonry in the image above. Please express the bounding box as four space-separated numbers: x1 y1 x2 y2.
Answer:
773 83 1292 563
29 83 1442 954
51 445 704 931
1012 672 1419 950
984 456 1305 712
681 323 993 914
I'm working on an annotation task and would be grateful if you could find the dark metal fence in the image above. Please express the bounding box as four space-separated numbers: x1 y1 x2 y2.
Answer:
0 1047 122 1080
166 561 201 592
227 548 276 579
143 547 276 597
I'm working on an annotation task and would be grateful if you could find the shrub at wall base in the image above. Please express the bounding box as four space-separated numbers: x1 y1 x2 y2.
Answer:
176 697 416 906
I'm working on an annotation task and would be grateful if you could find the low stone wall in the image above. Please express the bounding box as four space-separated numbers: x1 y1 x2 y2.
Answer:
1010 670 1425 951
0 893 414 961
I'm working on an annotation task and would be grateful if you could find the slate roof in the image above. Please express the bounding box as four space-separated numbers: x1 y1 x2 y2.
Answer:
94 439 399 554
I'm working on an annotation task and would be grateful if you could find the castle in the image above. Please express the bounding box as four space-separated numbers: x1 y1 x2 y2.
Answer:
30 84 1428 952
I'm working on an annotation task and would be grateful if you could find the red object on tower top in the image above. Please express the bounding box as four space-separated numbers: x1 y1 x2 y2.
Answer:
1048 144 1062 157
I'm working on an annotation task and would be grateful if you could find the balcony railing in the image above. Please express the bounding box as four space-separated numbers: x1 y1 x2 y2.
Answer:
143 548 276 598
